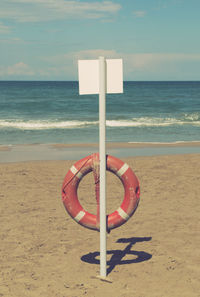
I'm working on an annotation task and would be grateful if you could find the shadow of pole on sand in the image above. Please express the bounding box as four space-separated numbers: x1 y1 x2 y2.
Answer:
81 237 152 275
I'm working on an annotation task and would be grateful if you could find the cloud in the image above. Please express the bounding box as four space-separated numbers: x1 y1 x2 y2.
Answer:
121 53 200 80
41 49 119 78
132 10 146 18
124 53 200 68
1 51 200 80
0 37 22 44
40 50 200 80
65 49 119 61
44 49 119 65
46 49 200 68
0 62 35 76
0 0 121 22
0 22 11 34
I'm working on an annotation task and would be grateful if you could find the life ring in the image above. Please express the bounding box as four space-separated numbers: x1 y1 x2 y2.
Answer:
62 153 140 232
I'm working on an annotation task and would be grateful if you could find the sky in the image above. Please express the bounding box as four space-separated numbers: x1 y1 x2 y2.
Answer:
0 0 200 81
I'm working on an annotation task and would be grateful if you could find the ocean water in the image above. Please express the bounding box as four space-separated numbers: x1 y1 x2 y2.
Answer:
0 81 200 145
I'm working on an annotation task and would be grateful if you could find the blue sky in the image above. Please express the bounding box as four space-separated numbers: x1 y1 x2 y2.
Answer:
0 0 200 80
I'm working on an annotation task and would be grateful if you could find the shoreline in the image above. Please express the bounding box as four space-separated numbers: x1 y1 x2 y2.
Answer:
0 141 200 163
1 140 200 148
51 140 200 148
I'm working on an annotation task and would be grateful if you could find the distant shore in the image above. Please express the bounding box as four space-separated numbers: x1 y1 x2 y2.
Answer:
0 141 200 163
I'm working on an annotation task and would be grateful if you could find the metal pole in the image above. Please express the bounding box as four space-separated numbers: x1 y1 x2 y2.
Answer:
99 56 107 278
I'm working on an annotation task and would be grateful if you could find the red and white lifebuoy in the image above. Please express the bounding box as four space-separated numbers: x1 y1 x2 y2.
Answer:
62 153 140 232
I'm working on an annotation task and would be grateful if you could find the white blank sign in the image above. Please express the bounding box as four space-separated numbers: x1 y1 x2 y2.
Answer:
78 59 123 95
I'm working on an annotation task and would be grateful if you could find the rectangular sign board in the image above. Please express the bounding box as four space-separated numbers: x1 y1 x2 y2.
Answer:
78 59 123 95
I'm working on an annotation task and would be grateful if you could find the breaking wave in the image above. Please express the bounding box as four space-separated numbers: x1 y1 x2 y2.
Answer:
0 120 98 130
0 113 199 130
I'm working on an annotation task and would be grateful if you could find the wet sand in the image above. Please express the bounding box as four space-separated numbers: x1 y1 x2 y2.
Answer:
1 141 200 163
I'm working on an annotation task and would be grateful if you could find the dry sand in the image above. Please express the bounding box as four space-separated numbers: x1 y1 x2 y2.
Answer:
0 153 200 297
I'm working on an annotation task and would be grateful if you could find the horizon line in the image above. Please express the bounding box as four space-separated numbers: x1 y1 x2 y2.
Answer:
0 80 200 82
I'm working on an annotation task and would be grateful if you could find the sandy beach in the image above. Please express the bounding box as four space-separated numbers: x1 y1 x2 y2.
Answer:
0 148 200 297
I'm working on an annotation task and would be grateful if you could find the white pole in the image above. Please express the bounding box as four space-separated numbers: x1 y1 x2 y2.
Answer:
99 56 107 278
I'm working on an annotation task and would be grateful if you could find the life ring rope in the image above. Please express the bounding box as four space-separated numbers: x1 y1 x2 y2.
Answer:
62 156 91 193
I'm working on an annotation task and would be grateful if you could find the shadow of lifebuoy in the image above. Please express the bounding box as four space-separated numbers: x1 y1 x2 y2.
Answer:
81 249 152 265
81 236 152 275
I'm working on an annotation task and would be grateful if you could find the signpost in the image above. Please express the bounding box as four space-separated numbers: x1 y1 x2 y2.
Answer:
99 56 107 278
78 57 123 278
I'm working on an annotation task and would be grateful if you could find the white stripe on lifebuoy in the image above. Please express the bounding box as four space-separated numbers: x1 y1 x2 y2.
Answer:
117 207 130 221
74 210 85 222
70 165 83 179
117 163 129 177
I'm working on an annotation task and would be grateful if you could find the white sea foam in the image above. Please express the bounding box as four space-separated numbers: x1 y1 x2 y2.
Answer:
128 140 200 144
0 120 98 130
0 115 199 130
184 112 200 121
106 117 200 127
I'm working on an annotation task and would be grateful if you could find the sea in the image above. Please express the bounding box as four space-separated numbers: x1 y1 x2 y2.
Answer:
0 81 200 145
